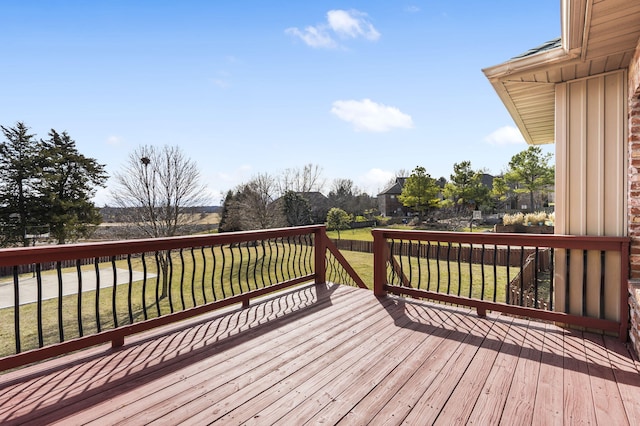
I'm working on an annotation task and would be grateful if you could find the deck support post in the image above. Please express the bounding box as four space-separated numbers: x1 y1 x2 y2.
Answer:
314 227 327 285
373 230 387 297
112 335 124 348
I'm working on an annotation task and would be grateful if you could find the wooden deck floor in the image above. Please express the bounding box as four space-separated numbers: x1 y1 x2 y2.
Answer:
1 283 640 425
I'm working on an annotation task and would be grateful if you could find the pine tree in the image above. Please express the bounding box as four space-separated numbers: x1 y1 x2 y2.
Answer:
505 146 554 210
282 191 312 226
40 129 108 243
398 166 440 220
0 122 41 246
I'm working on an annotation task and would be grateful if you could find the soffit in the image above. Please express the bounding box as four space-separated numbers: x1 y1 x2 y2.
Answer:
482 0 640 145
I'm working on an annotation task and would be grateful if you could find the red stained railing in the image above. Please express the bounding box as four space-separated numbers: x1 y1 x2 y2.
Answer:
0 225 631 372
373 229 630 340
0 225 365 372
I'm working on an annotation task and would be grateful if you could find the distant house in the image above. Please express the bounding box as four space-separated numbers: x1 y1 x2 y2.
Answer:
479 173 493 189
301 191 330 223
379 174 499 217
377 178 407 217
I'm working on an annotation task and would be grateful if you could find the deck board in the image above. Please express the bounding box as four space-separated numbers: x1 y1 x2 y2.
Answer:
563 330 599 424
532 322 564 425
583 332 630 425
465 317 528 425
502 320 545 425
1 282 639 425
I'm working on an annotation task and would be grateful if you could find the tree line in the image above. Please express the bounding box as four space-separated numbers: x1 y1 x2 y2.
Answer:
218 165 377 232
398 147 554 220
1 120 554 247
218 146 554 233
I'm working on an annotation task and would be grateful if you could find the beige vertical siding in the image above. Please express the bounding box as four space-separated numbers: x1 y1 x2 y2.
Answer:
555 70 627 321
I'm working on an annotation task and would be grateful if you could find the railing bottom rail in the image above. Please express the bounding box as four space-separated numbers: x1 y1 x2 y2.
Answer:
0 275 314 373
384 285 622 337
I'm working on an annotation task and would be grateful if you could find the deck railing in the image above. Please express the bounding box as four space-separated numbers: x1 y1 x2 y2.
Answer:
373 229 630 340
0 225 365 372
0 226 631 371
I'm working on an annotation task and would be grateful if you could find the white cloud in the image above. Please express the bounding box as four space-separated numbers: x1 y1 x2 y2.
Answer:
286 9 379 49
215 164 252 184
212 65 234 89
284 26 337 49
212 71 231 88
358 168 395 194
212 78 230 88
331 99 413 132
327 10 380 41
483 126 526 145
203 165 253 203
106 136 122 146
405 5 420 13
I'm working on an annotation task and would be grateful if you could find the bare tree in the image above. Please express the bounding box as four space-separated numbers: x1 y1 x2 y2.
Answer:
220 173 283 231
110 145 209 238
278 163 325 194
110 145 210 297
384 169 410 189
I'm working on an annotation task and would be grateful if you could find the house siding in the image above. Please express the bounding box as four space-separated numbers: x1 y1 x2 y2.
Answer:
555 70 627 322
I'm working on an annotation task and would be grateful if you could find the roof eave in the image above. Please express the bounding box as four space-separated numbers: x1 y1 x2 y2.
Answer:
482 47 573 146
482 45 574 82
481 0 586 146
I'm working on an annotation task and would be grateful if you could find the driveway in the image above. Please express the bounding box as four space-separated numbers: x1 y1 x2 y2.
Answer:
0 268 156 309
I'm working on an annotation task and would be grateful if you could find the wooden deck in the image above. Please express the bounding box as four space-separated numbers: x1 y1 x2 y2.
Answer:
1 283 640 425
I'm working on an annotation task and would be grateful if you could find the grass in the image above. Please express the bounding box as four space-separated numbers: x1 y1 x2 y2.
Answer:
326 227 374 241
459 224 494 233
325 224 414 241
336 250 518 303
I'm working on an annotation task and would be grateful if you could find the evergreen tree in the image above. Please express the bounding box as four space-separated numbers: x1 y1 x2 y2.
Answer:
398 166 440 220
504 146 554 210
218 190 241 232
490 176 510 209
443 161 489 212
0 122 41 246
40 129 108 243
282 190 312 226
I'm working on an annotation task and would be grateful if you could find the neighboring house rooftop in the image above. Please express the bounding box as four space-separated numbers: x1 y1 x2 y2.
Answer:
377 178 406 196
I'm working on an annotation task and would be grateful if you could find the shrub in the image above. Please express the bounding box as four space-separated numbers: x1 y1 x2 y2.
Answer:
547 212 555 225
502 212 524 225
524 211 548 225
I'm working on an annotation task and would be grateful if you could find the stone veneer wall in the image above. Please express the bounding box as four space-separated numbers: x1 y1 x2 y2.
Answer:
628 37 640 356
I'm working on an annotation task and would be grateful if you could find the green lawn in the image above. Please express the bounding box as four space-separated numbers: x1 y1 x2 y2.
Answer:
336 250 517 302
326 224 494 241
326 225 416 241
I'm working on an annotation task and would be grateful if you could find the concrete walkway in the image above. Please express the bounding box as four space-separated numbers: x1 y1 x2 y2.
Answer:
0 268 156 309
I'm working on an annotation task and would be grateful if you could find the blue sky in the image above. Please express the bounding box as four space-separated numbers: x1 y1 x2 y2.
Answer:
2 1 559 205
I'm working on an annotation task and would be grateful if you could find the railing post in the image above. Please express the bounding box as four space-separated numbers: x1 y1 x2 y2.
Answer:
620 240 630 341
373 230 387 297
315 227 327 284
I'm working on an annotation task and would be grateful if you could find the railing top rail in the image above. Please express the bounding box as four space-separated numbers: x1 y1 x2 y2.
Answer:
371 228 630 251
0 225 326 267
